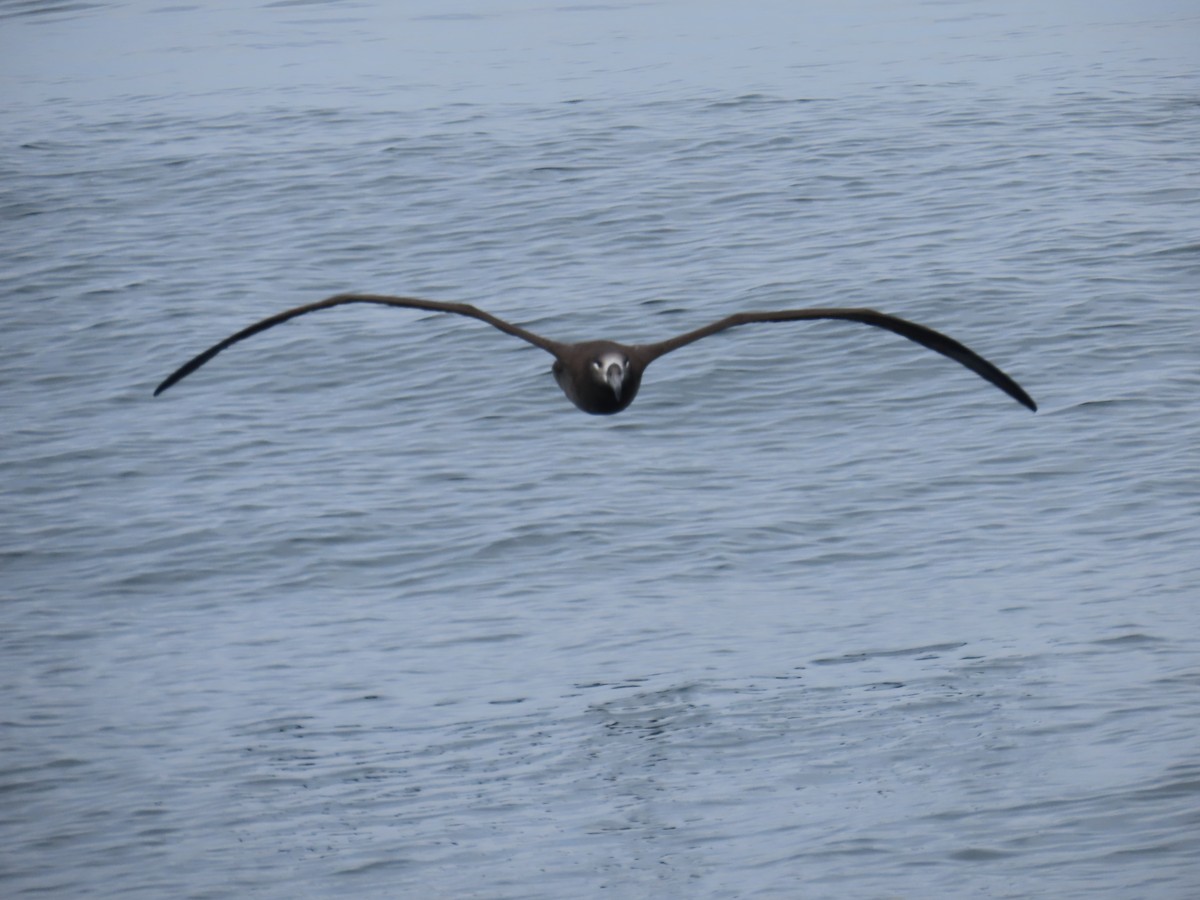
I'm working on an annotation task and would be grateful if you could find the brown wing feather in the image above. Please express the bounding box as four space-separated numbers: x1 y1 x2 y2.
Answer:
154 293 564 396
637 308 1036 411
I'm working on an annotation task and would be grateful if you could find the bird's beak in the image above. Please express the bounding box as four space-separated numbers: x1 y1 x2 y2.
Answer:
605 362 624 398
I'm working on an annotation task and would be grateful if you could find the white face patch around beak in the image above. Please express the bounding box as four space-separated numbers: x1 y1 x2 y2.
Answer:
595 352 628 397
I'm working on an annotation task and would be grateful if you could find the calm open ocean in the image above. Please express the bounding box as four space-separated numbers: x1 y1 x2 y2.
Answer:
2 1 1199 896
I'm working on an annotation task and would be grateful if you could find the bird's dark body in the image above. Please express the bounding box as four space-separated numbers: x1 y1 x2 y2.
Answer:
552 340 645 415
154 292 1037 414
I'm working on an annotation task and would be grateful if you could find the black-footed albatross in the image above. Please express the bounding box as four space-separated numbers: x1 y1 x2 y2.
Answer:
154 293 1037 414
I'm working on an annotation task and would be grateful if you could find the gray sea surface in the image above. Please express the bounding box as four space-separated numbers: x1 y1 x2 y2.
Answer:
3 1 1199 897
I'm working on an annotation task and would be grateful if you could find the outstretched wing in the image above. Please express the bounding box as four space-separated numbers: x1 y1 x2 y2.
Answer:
636 308 1036 411
154 293 565 396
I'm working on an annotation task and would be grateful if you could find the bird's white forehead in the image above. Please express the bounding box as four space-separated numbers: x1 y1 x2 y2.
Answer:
597 351 627 366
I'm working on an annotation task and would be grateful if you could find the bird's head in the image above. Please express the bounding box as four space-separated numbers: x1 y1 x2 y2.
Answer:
591 351 630 398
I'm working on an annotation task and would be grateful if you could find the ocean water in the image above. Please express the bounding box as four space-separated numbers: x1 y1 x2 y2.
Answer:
2 1 1199 897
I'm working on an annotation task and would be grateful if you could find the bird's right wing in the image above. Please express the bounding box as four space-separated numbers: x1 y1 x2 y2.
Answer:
154 293 566 395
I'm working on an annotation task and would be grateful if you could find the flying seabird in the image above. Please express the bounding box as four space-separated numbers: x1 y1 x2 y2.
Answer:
154 293 1037 414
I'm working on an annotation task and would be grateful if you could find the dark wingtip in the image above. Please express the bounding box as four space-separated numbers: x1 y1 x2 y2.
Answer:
153 369 183 396
153 343 224 397
1009 383 1037 412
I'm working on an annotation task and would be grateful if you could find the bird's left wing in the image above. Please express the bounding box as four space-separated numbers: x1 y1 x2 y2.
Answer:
636 308 1036 411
